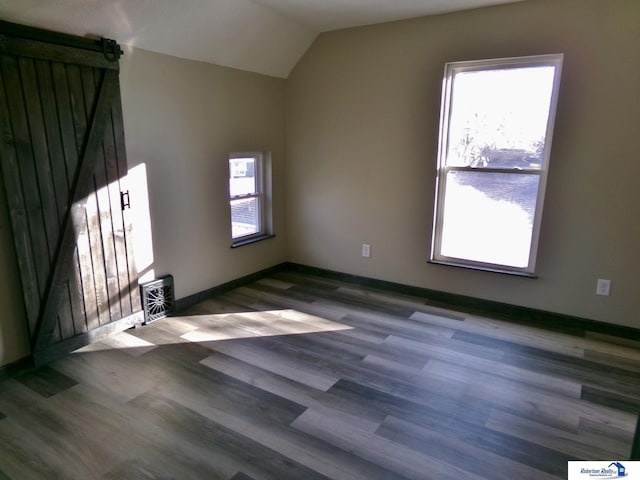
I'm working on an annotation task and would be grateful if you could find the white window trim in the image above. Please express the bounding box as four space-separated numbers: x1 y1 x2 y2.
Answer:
229 152 274 247
430 54 564 276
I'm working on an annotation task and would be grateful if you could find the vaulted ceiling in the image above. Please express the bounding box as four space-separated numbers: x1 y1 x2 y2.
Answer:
0 0 526 77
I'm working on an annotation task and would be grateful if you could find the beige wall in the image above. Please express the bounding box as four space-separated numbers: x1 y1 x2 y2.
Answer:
0 46 288 366
285 0 640 327
119 47 288 301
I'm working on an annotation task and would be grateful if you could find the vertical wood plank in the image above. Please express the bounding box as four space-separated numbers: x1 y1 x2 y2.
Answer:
0 55 39 336
17 57 59 262
20 57 67 345
34 59 75 341
50 62 87 336
51 62 78 185
92 67 123 322
64 250 87 338
99 72 132 318
1 56 49 317
65 63 96 334
101 94 131 318
70 249 88 335
77 207 99 332
111 85 141 313
33 60 67 222
54 298 72 343
79 66 112 326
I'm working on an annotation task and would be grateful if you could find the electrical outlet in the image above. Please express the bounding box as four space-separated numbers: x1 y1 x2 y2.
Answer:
362 244 371 258
596 278 611 296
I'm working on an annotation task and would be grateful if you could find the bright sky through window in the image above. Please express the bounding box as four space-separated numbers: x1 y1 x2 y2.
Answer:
229 155 261 239
431 55 563 275
447 67 555 167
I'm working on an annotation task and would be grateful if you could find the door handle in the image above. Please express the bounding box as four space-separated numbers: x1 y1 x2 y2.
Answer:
120 190 130 211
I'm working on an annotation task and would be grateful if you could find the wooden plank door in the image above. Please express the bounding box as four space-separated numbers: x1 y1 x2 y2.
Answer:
0 26 142 364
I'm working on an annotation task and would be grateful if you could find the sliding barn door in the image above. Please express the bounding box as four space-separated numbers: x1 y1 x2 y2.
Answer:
0 24 142 364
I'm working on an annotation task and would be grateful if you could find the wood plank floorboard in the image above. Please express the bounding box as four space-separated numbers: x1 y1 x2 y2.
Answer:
0 267 638 479
231 473 257 480
14 364 78 397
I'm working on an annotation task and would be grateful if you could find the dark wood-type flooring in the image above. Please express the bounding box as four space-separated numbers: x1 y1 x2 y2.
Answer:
1 268 639 479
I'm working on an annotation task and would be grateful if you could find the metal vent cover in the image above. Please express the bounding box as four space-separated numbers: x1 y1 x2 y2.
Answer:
140 275 175 324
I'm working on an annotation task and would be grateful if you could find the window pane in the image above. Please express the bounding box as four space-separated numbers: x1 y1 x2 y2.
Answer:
440 171 540 268
446 66 555 169
229 157 257 196
231 197 260 239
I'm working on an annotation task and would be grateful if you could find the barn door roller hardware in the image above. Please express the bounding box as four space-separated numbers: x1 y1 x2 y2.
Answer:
101 38 122 62
0 20 123 62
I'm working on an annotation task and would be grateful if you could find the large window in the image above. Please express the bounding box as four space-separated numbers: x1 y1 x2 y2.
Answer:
228 152 273 246
431 54 563 275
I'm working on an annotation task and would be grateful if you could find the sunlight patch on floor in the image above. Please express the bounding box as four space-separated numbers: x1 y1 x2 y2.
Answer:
73 309 352 353
179 309 352 343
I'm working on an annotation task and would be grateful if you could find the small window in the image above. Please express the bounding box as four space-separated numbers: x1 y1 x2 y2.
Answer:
228 152 273 246
431 54 563 275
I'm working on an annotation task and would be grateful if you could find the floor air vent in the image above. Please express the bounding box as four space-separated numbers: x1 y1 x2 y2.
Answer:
140 275 175 324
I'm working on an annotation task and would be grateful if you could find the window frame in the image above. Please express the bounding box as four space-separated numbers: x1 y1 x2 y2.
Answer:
430 54 564 276
228 152 274 247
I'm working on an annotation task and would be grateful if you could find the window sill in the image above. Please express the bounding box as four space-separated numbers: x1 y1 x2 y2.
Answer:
428 259 538 278
231 234 275 248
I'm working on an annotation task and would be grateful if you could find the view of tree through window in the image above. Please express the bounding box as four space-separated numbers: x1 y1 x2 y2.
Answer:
431 55 563 274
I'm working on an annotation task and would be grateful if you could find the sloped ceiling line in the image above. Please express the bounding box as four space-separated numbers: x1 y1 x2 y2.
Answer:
0 0 526 78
